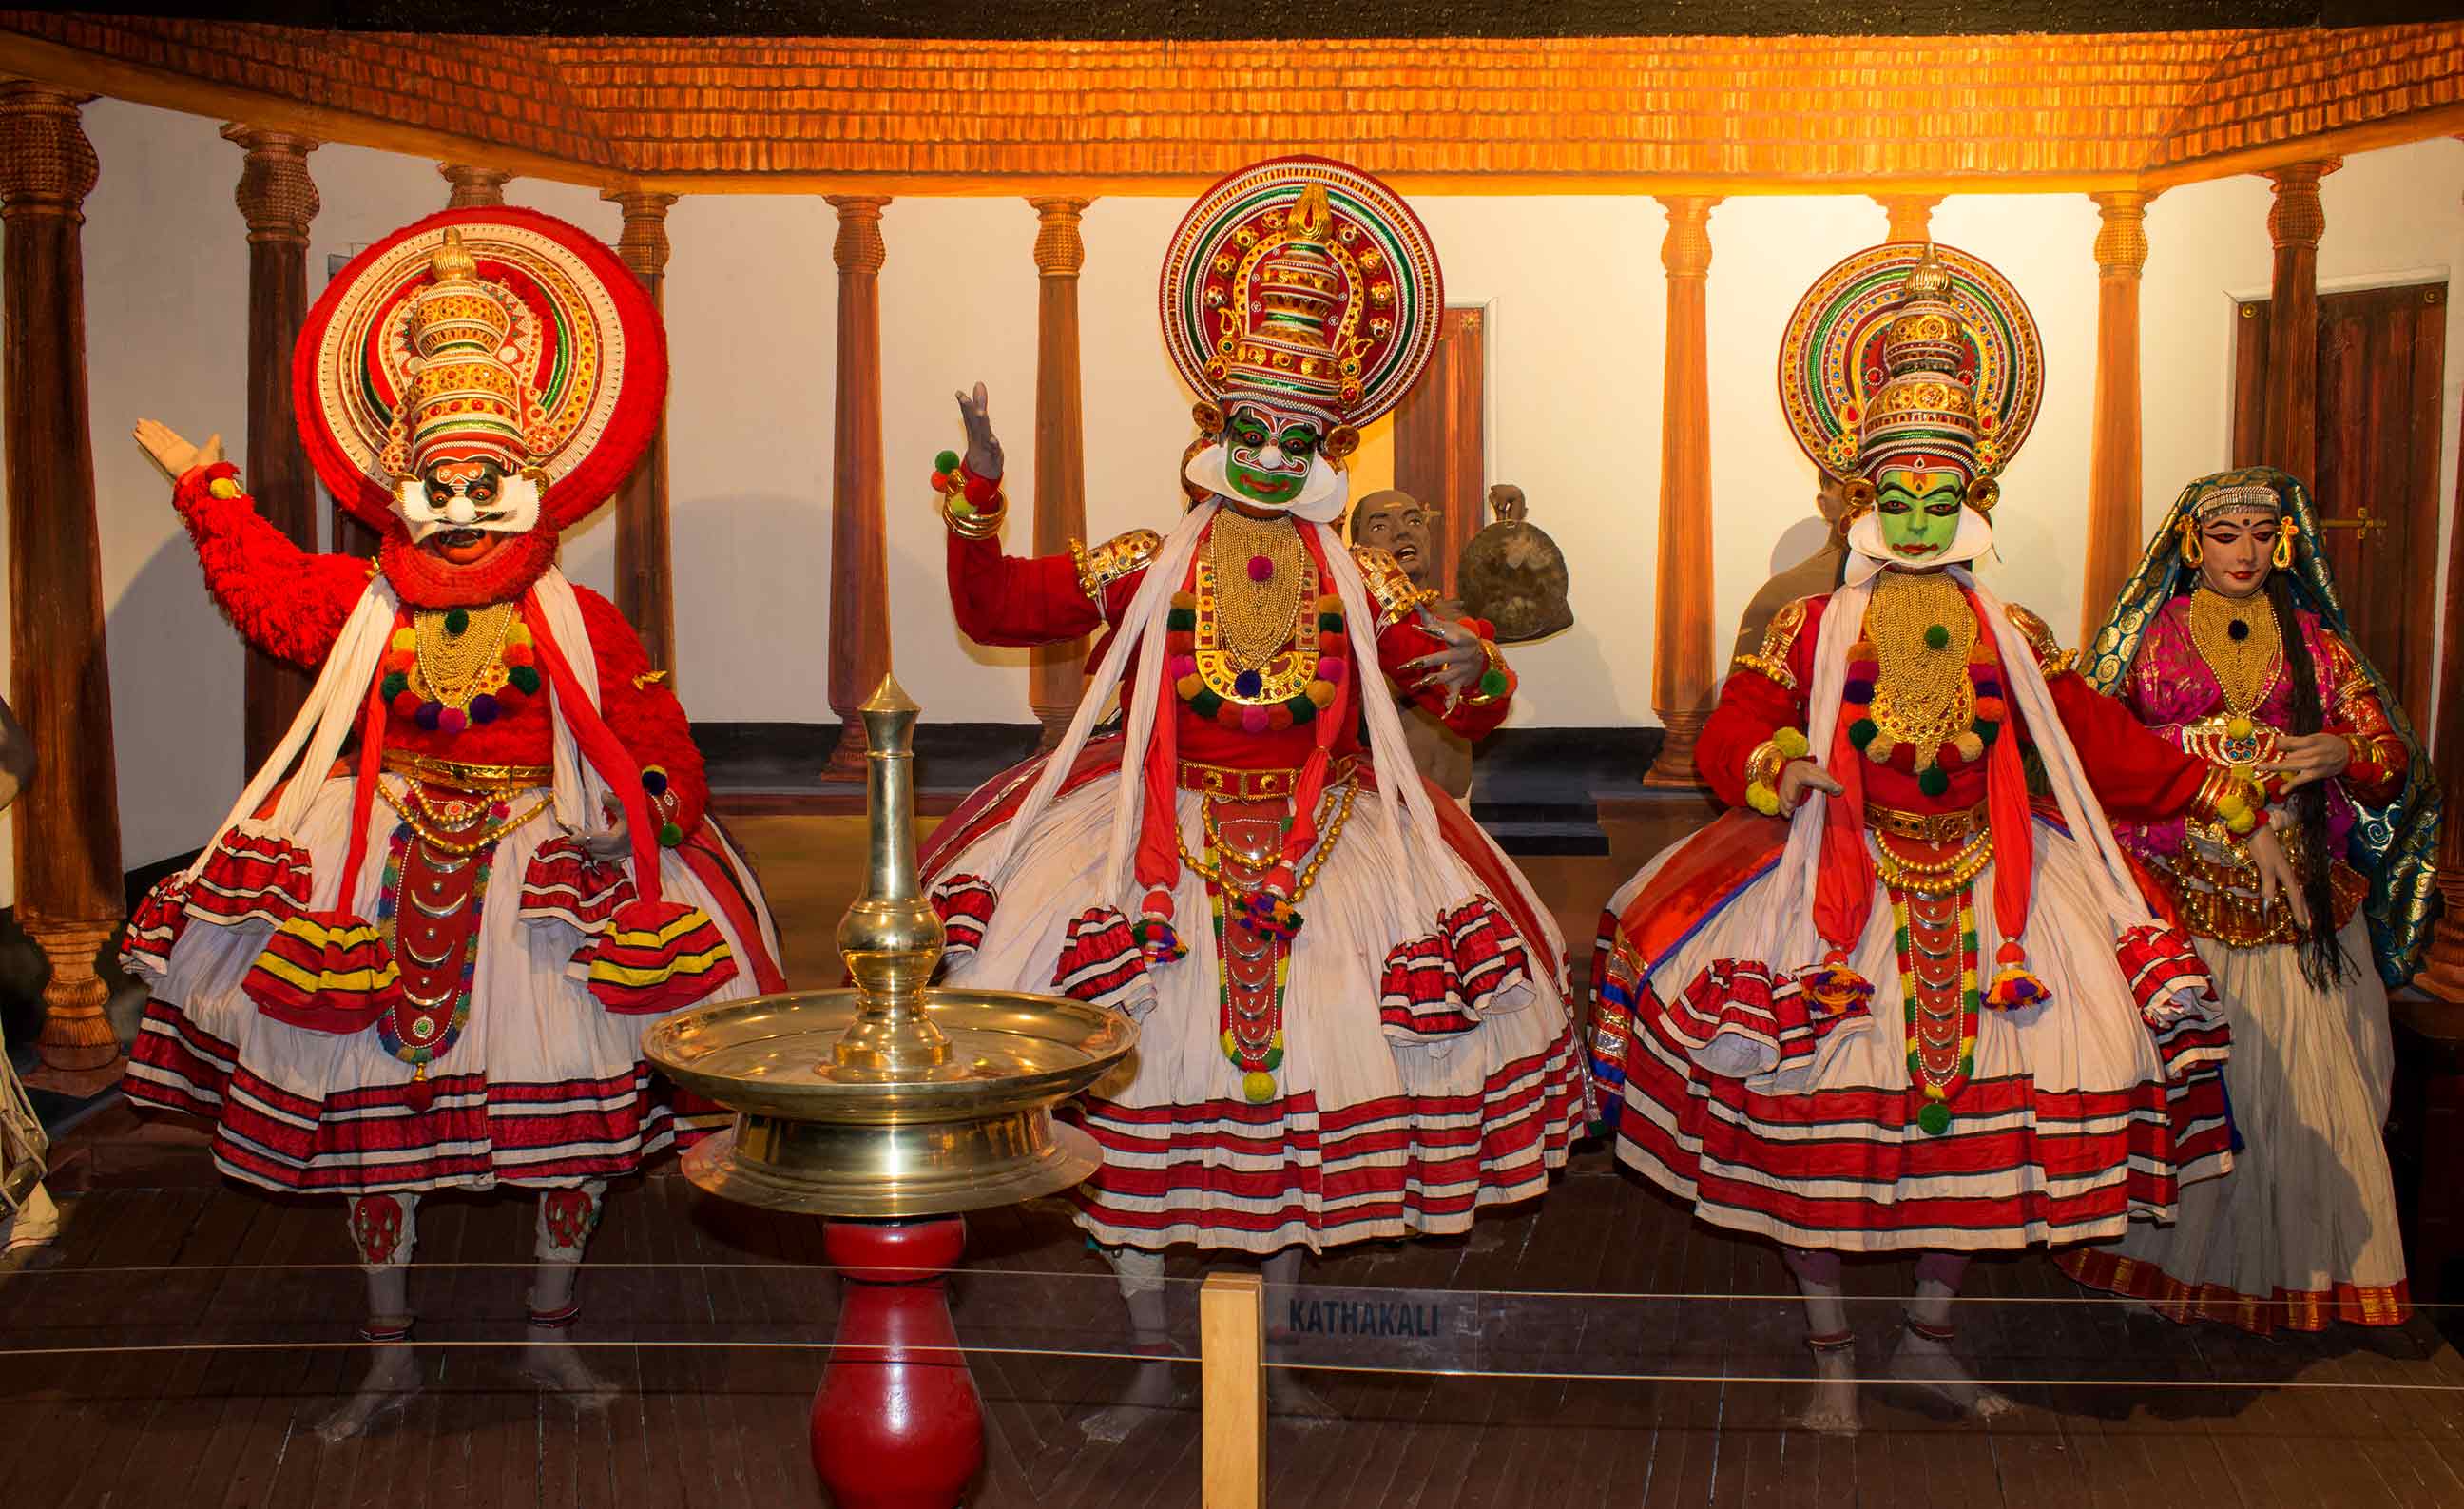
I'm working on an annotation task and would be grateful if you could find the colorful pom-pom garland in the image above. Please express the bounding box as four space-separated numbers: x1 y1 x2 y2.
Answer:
1167 590 1347 728
1839 636 2004 783
381 615 535 739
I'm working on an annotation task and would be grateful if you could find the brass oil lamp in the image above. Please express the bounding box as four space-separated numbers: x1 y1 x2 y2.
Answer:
643 676 1135 1508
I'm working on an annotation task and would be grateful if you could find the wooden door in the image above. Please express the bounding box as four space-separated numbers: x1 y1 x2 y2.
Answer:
2233 281 2448 718
1393 306 1487 598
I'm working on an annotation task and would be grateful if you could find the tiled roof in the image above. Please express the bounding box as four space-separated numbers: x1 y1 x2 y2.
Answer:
1 16 2456 187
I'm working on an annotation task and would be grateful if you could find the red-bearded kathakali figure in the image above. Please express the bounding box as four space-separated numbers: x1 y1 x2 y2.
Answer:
1588 243 2300 1434
916 156 1586 1425
122 208 782 1436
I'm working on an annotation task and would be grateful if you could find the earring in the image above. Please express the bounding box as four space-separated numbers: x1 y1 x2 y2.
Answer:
2272 522 2296 571
2180 524 2203 568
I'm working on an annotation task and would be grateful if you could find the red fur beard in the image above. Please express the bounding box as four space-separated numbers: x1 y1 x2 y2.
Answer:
378 522 559 609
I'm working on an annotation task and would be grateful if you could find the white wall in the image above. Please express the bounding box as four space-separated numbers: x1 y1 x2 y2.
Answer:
8 99 2459 891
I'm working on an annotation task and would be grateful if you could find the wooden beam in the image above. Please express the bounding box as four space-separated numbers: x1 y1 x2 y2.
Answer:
1643 194 1720 789
1028 195 1090 753
223 123 319 775
1199 1272 1264 1509
2260 159 2339 485
824 195 891 783
0 84 125 1090
2080 187 2151 644
604 187 679 677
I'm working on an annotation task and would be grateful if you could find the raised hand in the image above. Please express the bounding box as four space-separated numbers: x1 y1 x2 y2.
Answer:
1398 610 1488 711
133 419 224 486
954 382 1004 482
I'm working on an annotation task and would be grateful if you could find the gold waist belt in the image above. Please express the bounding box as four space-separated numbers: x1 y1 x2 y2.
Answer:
1178 755 1357 801
1866 799 1991 844
381 748 551 793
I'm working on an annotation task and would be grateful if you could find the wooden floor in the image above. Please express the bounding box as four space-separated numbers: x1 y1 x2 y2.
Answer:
7 807 2463 1508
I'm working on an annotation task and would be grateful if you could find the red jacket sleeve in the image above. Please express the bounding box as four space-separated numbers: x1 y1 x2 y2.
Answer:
1697 594 1822 806
576 586 708 841
2040 671 2215 822
947 532 1105 648
174 461 372 667
1375 616 1513 741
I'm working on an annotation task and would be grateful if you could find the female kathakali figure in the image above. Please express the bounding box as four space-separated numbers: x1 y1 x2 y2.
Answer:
1588 242 2300 1433
2057 466 2438 1333
915 156 1587 1427
122 208 782 1436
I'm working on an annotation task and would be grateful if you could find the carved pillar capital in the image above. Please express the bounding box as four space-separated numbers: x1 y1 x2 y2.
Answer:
828 194 890 275
2262 159 2339 251
222 124 320 246
601 187 678 280
1656 194 1718 281
1874 192 1942 244
1028 195 1089 278
438 162 511 208
0 83 97 221
2089 189 2153 280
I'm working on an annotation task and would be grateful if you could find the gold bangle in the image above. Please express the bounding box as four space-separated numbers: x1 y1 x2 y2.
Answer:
1460 639 1511 706
1745 739 1789 791
941 492 1006 540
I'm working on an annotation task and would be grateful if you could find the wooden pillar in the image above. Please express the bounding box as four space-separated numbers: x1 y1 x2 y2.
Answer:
824 196 890 781
0 85 124 1088
2411 166 2464 1001
2260 159 2339 483
223 125 320 772
603 188 679 676
438 162 510 209
1644 195 1721 787
1874 193 1941 243
2080 189 2152 641
1028 196 1090 753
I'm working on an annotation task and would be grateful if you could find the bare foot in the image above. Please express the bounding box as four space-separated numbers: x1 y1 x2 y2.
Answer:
317 1345 421 1442
1079 1359 1188 1443
1267 1367 1339 1428
517 1331 618 1410
1793 1345 1861 1435
1890 1329 2015 1421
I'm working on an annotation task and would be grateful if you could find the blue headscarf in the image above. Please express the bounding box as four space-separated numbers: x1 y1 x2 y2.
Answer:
2084 466 2439 986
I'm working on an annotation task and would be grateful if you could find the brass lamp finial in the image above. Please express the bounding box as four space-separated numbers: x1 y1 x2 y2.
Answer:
829 671 953 1078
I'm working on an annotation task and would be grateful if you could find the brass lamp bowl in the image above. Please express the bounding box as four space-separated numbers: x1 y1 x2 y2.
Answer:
643 677 1136 1219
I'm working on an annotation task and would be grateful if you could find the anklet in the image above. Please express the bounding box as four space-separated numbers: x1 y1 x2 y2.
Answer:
527 1302 582 1329
1805 1330 1856 1354
1904 1316 1956 1345
359 1317 414 1344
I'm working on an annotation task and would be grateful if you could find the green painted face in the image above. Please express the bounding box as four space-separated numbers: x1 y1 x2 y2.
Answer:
1874 468 1967 561
1222 402 1321 506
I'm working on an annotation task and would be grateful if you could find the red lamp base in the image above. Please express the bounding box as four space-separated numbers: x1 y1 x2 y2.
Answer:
812 1215 985 1509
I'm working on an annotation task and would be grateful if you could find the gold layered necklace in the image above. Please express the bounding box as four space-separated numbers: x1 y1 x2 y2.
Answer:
412 602 517 710
2185 587 2282 717
1203 508 1306 672
1863 571 1976 751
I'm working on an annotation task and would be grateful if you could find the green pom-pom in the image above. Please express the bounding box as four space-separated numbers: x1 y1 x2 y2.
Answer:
1165 608 1197 632
1189 690 1223 720
934 449 961 474
1975 718 2001 745
444 607 470 636
658 822 684 848
1923 623 1950 650
1318 612 1345 631
380 670 408 699
1849 717 1879 748
1286 694 1318 723
1478 668 1511 699
1917 765 1951 797
1917 1100 1953 1135
509 665 542 695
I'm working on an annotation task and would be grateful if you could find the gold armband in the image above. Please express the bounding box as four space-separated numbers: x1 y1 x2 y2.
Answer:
1072 529 1162 604
1350 544 1438 630
2002 601 2078 678
1732 598 1808 691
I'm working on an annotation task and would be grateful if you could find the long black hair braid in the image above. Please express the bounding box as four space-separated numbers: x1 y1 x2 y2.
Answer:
2266 566 2348 989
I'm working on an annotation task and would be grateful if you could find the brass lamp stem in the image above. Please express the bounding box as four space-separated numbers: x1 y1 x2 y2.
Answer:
830 674 953 1077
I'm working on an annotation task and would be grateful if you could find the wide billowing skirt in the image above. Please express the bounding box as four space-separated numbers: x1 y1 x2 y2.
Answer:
125 776 780 1195
927 757 1588 1256
1601 812 2234 1253
2059 918 2407 1332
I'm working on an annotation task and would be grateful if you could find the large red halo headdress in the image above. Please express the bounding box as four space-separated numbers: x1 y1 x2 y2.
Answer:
296 205 664 536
